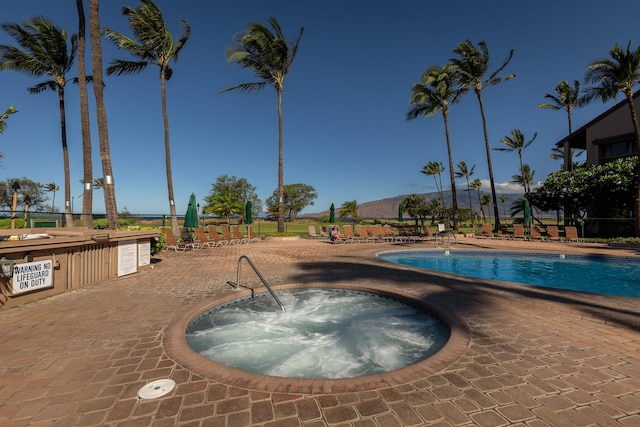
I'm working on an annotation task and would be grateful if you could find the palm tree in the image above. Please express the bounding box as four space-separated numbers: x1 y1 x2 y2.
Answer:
510 164 535 196
480 194 492 223
455 161 476 230
339 200 358 222
89 0 119 229
498 195 508 222
538 80 583 171
495 129 537 194
407 64 466 230
102 0 190 235
420 161 446 223
222 17 303 233
583 40 640 236
470 178 485 223
76 0 93 228
0 16 83 227
44 182 59 212
450 39 515 230
402 194 429 230
0 106 17 134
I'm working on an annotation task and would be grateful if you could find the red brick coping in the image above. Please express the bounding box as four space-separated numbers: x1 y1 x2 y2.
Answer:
164 282 471 394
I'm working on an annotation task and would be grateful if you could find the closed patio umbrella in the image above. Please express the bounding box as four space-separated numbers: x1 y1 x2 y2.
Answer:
398 203 404 223
524 198 532 227
245 200 253 224
329 203 335 223
183 193 199 229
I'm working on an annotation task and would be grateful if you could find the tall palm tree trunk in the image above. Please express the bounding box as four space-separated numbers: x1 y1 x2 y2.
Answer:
465 178 474 230
277 87 285 233
89 0 118 230
76 0 93 229
161 69 179 235
58 87 74 227
442 111 459 230
476 91 501 229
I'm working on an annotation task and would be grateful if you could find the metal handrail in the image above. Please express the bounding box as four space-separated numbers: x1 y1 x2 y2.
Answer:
436 230 457 248
234 255 285 311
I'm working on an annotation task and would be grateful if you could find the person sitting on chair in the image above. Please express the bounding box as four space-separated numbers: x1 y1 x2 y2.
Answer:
330 226 341 241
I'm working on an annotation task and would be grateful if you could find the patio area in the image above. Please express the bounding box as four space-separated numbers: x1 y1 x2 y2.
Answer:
1 236 639 426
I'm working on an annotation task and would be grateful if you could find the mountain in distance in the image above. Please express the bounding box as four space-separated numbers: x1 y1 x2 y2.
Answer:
305 190 525 219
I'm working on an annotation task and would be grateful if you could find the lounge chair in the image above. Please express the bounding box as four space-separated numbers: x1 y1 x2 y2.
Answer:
383 224 406 242
161 228 199 251
372 224 394 242
206 225 229 246
478 224 494 238
342 224 363 243
565 226 583 242
496 225 510 240
231 225 250 244
220 224 241 245
355 225 376 243
246 226 261 243
530 226 546 240
547 225 563 242
308 225 322 239
422 225 436 241
512 224 527 239
193 227 223 248
318 226 328 238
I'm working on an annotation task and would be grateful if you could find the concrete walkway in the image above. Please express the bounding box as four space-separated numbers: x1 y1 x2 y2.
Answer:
1 237 639 426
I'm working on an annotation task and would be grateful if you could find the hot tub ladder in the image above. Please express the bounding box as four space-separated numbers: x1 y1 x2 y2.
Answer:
232 255 285 311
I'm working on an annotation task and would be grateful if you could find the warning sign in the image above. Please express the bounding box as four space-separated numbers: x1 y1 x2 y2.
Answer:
12 260 54 295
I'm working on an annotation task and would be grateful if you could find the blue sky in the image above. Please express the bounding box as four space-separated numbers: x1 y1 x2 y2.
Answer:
1 0 639 215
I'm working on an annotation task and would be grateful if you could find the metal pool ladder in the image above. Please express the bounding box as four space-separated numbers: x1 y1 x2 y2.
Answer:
231 255 285 311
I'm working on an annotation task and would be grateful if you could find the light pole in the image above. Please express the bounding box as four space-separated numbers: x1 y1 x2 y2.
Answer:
10 180 20 229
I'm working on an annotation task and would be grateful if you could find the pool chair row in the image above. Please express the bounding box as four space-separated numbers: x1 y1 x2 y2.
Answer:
476 224 584 242
328 224 430 244
162 225 261 251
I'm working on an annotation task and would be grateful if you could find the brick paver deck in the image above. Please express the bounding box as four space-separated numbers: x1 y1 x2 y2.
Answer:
1 236 639 426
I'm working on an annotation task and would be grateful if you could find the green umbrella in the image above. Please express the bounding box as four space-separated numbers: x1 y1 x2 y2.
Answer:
524 198 532 227
245 200 253 224
329 203 335 223
183 193 199 229
398 203 404 223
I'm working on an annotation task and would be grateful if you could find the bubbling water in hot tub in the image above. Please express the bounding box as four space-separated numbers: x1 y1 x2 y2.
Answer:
186 288 450 379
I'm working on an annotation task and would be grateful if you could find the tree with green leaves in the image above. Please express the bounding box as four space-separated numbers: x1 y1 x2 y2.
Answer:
450 39 515 230
1 178 47 211
402 194 429 230
222 17 303 233
495 129 537 194
0 16 85 227
266 183 317 220
203 175 262 223
339 200 359 222
102 0 190 235
89 0 119 229
538 80 584 171
455 161 476 229
583 40 640 236
420 161 446 223
407 64 466 230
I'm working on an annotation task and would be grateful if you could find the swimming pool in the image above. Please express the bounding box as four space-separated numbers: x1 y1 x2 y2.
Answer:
379 250 640 298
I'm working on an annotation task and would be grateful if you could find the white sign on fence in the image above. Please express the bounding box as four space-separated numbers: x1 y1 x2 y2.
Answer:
12 260 54 295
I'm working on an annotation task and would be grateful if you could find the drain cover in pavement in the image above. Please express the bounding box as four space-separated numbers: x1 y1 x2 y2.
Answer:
137 379 176 399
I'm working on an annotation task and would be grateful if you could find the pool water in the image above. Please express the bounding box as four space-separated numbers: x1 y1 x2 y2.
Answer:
380 251 640 298
186 288 450 378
